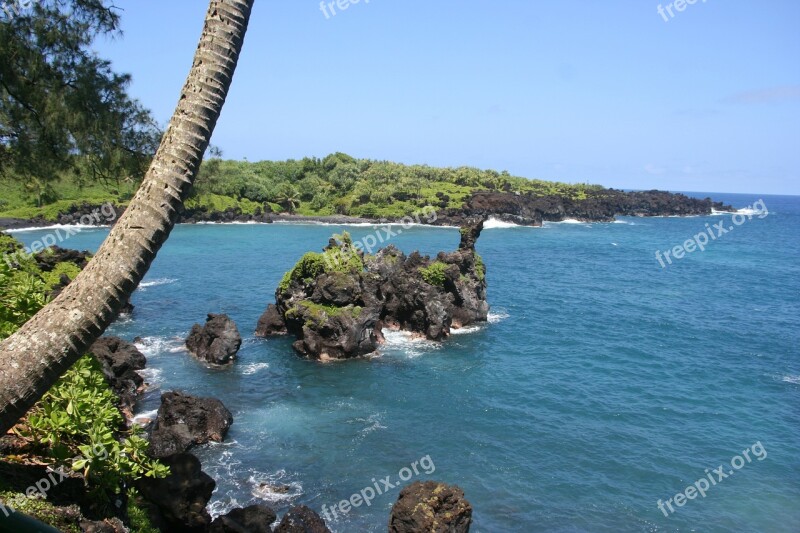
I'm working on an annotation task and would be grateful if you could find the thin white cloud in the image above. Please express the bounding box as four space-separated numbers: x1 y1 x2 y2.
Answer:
644 164 666 175
726 85 800 104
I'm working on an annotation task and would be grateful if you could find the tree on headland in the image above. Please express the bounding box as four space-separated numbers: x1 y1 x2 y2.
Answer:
275 182 301 212
0 0 161 192
0 0 255 434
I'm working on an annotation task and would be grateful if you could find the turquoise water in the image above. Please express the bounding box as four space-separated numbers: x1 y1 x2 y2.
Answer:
11 193 800 532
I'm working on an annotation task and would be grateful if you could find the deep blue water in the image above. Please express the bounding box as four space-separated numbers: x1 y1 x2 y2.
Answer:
10 192 800 532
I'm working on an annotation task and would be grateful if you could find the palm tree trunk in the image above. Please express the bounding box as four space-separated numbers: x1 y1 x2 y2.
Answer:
0 0 254 435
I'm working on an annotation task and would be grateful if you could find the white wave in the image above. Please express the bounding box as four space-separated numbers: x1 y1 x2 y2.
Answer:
138 277 178 289
207 499 239 521
450 325 482 335
136 367 163 386
355 413 387 436
382 330 429 346
6 223 109 233
131 409 158 426
483 217 522 229
735 207 769 216
381 329 441 358
544 218 587 226
488 310 510 323
272 220 456 229
241 362 270 375
249 470 302 504
711 207 768 217
273 220 375 227
207 439 240 448
113 313 133 325
134 335 184 357
782 375 800 385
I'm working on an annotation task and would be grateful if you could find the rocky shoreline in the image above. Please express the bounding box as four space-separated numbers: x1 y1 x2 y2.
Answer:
0 187 734 531
0 233 476 532
0 189 734 231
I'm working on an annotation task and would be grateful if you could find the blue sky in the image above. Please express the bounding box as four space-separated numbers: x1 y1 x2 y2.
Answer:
94 0 800 194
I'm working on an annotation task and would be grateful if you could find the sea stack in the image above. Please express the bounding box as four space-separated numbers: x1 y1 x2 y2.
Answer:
255 219 489 360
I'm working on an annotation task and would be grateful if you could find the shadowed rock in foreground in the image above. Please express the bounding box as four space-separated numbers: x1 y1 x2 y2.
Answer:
255 219 489 360
389 481 473 533
137 452 216 532
210 504 277 533
274 506 331 532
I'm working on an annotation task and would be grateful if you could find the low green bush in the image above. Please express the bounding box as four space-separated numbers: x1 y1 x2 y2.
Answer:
0 232 168 521
419 261 448 287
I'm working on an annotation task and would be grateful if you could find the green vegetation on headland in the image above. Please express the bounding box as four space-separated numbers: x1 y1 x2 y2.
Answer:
0 152 602 221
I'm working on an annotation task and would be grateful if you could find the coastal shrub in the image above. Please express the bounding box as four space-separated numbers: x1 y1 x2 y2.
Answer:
332 231 353 246
0 231 21 253
278 235 365 292
0 233 168 514
286 301 363 328
21 355 170 505
474 252 485 281
419 261 448 287
278 252 327 292
323 246 364 275
40 261 82 289
126 489 160 533
0 260 49 339
0 487 82 532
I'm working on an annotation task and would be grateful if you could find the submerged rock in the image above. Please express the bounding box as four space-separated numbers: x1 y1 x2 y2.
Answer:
388 481 473 533
185 313 242 365
148 391 233 459
255 219 489 360
137 452 215 532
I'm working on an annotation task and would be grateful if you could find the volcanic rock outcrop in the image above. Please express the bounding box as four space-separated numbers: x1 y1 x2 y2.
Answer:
185 313 242 365
255 220 489 360
209 504 277 533
433 189 735 226
274 506 331 533
89 336 147 416
148 391 233 459
388 481 473 533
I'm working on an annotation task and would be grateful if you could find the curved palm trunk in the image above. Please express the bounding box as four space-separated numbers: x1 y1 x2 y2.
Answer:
0 0 254 434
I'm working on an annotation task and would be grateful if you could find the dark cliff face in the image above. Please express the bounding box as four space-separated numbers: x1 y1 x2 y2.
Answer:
255 220 490 360
433 189 734 226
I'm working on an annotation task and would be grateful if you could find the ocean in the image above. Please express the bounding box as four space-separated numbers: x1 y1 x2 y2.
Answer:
9 192 800 532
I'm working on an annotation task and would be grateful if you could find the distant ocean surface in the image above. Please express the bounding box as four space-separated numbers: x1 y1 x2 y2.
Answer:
11 192 800 532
